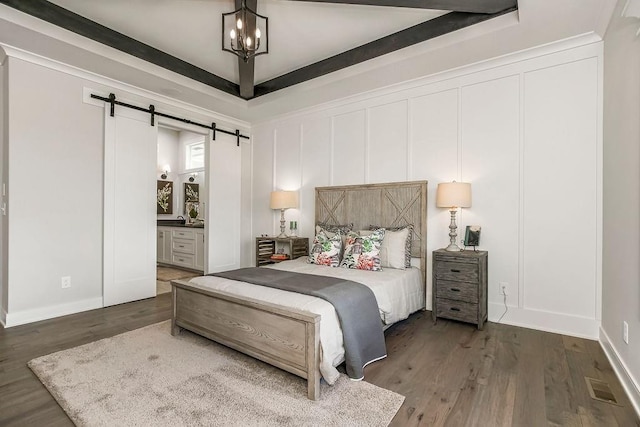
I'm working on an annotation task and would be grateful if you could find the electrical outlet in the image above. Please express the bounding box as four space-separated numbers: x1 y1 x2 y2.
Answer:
61 276 71 289
623 321 629 344
499 282 508 296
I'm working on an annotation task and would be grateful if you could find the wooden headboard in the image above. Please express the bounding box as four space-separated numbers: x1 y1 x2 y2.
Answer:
315 181 428 294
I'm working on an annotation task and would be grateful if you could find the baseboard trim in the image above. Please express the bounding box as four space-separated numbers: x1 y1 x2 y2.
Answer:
599 327 640 418
4 297 103 327
488 303 599 339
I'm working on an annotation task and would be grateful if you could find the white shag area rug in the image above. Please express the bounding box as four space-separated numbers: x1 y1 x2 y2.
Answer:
29 321 404 426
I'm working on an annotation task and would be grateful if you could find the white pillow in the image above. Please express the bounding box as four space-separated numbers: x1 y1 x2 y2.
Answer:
361 227 410 270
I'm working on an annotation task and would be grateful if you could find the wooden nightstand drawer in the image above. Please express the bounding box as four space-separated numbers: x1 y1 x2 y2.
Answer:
435 261 478 282
436 279 478 303
436 298 478 324
255 237 309 266
432 249 488 329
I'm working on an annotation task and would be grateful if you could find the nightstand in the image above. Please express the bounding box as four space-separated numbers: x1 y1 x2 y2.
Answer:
432 248 488 329
255 237 309 266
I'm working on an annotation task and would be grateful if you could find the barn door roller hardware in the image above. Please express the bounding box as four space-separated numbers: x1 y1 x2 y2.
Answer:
91 93 249 146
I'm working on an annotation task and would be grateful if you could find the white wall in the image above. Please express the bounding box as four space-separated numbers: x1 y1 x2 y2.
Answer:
6 57 104 324
2 56 250 326
601 0 640 413
252 38 603 339
156 127 207 220
157 126 180 218
177 130 206 220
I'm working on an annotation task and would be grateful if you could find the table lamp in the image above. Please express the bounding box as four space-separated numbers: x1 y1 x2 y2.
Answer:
270 191 298 238
436 181 472 252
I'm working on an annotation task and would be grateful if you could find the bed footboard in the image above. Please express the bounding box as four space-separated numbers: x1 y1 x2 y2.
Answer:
170 279 321 400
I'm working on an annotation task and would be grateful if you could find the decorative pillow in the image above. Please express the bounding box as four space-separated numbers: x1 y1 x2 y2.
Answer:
340 229 385 271
308 231 342 267
316 222 353 249
316 222 353 235
369 224 413 269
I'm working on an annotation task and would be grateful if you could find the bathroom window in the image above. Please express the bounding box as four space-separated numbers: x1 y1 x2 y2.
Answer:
185 141 204 170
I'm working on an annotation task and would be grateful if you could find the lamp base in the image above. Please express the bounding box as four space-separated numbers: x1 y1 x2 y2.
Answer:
445 243 463 252
445 208 462 252
277 209 288 238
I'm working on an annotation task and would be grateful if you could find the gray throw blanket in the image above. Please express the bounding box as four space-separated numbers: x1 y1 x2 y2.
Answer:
210 267 387 380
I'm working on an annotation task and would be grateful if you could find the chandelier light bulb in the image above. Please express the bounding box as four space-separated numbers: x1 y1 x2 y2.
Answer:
222 3 268 61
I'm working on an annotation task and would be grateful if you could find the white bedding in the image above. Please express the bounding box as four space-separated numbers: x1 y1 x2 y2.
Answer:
187 257 424 384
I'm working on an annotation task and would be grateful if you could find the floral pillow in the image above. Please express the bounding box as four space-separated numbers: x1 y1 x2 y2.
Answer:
315 222 353 249
340 229 385 271
308 231 342 267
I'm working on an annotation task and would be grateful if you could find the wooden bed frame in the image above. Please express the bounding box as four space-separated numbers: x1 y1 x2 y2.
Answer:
171 180 427 400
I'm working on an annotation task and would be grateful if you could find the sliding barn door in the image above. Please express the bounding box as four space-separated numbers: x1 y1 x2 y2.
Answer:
206 132 241 273
103 107 157 306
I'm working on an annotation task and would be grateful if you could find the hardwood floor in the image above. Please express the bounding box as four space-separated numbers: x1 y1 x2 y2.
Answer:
1 296 638 426
366 313 640 426
0 295 172 426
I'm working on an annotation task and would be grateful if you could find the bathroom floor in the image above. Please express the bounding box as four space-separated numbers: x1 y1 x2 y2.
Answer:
156 266 201 295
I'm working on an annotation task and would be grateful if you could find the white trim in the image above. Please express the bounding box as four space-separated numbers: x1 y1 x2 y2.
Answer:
364 107 370 183
517 71 525 310
0 307 7 327
489 303 600 339
595 42 604 322
329 117 335 186
599 327 640 418
1 43 250 131
4 297 103 327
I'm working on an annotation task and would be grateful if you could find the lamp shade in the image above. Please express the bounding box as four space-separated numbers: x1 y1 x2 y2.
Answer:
436 182 472 208
270 191 298 210
162 164 171 173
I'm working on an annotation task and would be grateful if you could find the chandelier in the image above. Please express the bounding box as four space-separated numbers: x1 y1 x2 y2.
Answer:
222 1 269 62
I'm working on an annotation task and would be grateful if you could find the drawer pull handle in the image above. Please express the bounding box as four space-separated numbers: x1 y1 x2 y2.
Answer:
179 245 184 248
450 307 460 312
451 269 461 273
450 288 461 292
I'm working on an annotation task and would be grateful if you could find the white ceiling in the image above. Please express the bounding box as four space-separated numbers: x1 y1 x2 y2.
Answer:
0 0 619 123
48 0 447 85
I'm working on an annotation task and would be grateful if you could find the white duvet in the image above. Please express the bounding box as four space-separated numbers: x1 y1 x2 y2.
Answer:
187 257 425 384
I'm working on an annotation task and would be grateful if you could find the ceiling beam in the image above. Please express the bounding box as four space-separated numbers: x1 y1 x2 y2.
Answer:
253 7 516 98
0 0 240 97
236 0 256 99
285 0 517 14
1 0 517 100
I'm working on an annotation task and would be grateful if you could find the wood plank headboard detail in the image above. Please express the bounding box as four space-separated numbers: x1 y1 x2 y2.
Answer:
315 181 428 297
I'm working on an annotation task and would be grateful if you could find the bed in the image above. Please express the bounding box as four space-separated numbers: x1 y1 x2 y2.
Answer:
170 181 427 400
